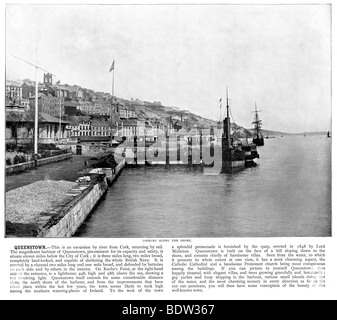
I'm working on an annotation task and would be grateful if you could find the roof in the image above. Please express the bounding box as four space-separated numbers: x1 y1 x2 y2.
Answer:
67 115 91 125
6 112 69 124
120 119 139 126
29 93 46 99
38 113 69 124
79 101 93 106
64 101 78 107
67 86 81 93
79 136 111 142
92 121 110 127
54 85 80 92
119 105 134 111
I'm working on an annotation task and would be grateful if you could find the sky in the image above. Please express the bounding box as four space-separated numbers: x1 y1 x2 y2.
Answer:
5 4 331 133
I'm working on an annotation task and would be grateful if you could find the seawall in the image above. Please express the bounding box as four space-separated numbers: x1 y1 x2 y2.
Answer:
6 153 73 175
36 158 125 238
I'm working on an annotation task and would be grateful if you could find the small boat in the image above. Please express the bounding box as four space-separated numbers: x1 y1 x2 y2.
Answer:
252 102 264 146
327 131 331 138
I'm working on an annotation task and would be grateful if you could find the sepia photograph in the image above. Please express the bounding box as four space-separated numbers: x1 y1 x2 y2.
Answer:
4 3 332 238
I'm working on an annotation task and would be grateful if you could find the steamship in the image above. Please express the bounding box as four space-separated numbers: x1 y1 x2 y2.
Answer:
221 89 260 171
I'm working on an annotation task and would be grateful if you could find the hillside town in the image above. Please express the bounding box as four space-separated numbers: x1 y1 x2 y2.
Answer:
5 73 195 147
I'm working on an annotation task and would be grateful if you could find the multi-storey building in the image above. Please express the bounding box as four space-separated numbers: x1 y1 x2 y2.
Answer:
92 102 111 115
29 93 65 117
118 119 150 141
21 83 35 98
66 85 83 100
6 83 22 101
78 101 94 114
91 120 112 137
119 106 137 119
19 98 30 111
66 117 92 137
77 121 91 136
64 101 78 116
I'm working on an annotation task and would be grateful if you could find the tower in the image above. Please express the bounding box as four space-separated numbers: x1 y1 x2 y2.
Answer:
43 73 53 86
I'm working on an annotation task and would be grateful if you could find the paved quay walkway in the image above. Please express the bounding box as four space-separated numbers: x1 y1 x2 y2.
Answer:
5 155 98 192
5 154 112 237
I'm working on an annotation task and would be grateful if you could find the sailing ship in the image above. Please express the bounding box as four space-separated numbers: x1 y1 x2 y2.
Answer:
221 89 259 171
252 103 264 146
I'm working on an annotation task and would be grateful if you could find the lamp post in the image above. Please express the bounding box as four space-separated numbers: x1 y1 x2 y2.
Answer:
194 124 198 142
34 66 38 155
58 89 62 143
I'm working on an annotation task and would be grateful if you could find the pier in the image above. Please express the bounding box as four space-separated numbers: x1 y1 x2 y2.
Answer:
37 158 125 237
5 155 125 237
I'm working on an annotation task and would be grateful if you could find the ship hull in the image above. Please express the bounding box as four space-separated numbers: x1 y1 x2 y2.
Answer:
252 137 264 146
222 160 246 170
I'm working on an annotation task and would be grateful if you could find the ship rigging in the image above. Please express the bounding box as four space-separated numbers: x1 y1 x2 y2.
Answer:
252 103 264 146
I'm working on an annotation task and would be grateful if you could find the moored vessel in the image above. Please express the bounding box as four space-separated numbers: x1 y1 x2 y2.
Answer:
221 89 259 171
252 103 264 146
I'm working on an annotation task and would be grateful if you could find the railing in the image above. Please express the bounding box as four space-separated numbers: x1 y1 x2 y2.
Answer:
6 153 73 175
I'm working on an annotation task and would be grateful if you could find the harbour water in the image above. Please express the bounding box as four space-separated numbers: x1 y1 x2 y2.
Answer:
75 135 331 238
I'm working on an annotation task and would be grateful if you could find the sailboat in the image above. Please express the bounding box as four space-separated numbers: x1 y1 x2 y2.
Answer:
252 103 264 146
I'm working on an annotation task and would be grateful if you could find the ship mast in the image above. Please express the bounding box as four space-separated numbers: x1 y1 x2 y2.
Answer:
223 87 231 148
252 102 262 139
255 102 259 138
226 87 230 145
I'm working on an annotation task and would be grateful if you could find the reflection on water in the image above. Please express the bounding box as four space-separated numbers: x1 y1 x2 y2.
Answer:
75 136 331 238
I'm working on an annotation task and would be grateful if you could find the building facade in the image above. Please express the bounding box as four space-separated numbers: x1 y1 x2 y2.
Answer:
6 84 22 101
6 112 69 144
43 73 53 86
119 106 137 119
21 83 35 99
91 121 112 137
19 98 30 111
29 94 65 117
66 119 92 137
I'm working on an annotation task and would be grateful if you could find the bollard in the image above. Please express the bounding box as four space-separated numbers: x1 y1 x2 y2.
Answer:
166 134 169 165
177 135 180 162
33 154 38 168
